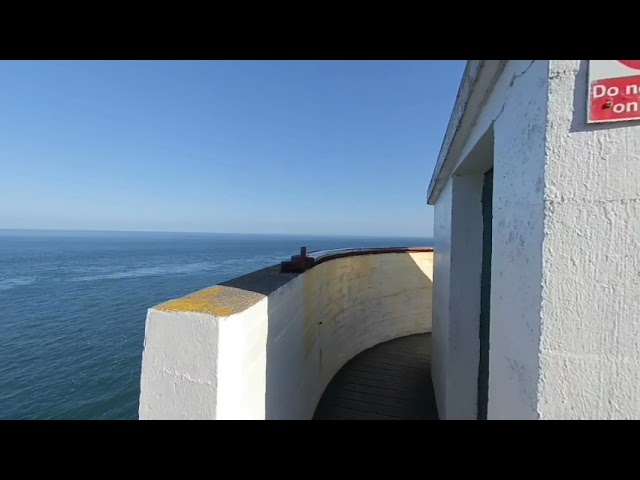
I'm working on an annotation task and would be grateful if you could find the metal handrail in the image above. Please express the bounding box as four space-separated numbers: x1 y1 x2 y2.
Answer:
281 246 434 273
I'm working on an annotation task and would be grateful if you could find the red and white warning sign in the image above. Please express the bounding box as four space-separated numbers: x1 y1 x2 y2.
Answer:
588 60 640 123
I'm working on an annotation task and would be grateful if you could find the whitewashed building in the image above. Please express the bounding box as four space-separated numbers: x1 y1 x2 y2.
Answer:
427 60 640 419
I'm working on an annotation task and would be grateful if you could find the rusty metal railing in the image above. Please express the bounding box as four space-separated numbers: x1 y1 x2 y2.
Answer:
280 246 434 273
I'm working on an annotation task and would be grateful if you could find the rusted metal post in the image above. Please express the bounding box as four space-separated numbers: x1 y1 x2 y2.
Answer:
281 246 314 273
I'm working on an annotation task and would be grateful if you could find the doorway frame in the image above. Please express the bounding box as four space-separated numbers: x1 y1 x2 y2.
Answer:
445 127 494 420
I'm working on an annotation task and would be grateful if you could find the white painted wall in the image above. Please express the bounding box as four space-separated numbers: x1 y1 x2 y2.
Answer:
487 61 548 420
139 252 434 420
445 174 485 419
538 60 640 419
431 60 549 419
432 59 640 419
139 310 221 419
431 181 452 419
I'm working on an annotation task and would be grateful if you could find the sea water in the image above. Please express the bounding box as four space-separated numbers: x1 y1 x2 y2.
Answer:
0 230 430 420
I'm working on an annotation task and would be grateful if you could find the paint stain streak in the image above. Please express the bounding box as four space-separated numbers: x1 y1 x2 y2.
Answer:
303 268 319 359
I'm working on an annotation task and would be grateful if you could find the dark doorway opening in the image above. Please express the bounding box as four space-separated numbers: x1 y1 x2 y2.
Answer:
477 168 493 420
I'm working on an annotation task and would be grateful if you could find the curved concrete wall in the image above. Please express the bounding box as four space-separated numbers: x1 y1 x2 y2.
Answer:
139 250 433 419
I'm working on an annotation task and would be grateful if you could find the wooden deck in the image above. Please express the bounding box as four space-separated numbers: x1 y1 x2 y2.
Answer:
313 333 438 420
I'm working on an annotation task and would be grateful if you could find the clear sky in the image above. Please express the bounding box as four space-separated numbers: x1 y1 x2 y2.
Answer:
0 60 465 238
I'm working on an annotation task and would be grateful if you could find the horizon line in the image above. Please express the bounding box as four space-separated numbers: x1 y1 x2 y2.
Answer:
0 227 432 240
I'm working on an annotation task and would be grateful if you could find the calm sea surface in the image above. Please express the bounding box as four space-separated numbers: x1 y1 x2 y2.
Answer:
0 230 431 420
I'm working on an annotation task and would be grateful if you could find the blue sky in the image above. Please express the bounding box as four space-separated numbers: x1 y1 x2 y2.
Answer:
0 60 465 238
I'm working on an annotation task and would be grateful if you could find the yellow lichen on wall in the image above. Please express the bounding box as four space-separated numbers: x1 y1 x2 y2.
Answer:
154 286 235 316
152 251 432 329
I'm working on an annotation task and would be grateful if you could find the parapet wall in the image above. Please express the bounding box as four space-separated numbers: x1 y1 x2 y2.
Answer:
139 248 434 420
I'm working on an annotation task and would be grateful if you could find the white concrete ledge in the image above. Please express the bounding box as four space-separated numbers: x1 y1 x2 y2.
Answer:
139 249 434 420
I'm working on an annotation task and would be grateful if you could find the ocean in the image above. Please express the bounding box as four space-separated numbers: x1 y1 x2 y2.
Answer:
0 229 431 420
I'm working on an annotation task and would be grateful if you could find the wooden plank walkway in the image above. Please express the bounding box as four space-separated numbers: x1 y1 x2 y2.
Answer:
313 333 438 420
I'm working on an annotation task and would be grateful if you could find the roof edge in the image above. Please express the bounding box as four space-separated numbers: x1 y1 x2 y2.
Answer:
426 60 507 205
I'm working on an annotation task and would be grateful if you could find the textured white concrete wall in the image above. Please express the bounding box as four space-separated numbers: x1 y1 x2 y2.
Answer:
311 252 434 399
139 310 222 420
446 174 485 419
432 60 549 419
486 61 548 419
139 252 433 419
216 300 269 419
538 60 640 419
433 59 640 419
431 181 452 419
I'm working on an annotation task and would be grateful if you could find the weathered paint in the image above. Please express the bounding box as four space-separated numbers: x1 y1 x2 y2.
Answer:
302 262 320 359
139 251 434 420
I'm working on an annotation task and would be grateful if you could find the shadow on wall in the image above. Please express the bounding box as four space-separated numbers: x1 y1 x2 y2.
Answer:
221 251 434 420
